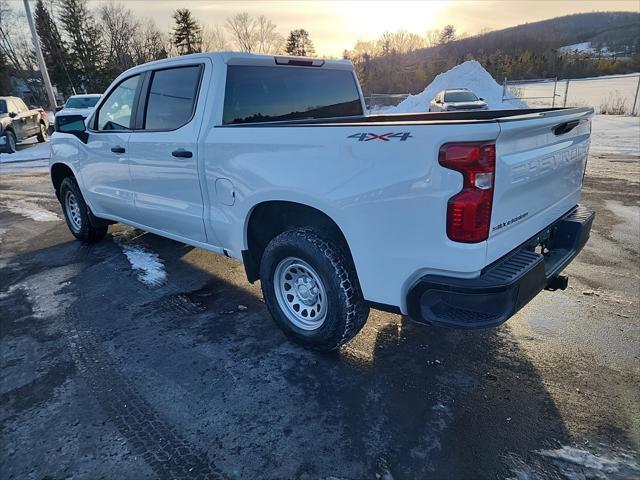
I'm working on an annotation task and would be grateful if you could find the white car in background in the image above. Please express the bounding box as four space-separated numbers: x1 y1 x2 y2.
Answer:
55 94 101 125
429 89 488 112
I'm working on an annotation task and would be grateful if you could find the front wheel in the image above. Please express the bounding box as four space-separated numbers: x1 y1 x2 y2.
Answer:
2 129 17 153
260 228 369 351
60 177 108 242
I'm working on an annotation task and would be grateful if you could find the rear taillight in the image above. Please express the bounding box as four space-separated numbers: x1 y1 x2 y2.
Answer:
439 142 495 243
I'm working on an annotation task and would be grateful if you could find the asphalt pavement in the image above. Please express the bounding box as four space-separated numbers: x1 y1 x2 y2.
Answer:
0 150 638 479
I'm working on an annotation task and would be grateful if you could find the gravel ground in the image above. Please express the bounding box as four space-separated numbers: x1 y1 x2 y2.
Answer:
0 146 638 479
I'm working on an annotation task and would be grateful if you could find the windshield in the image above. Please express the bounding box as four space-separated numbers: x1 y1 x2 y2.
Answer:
444 91 478 102
65 96 100 109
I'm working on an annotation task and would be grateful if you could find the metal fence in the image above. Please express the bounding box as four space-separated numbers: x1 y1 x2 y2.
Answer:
503 74 640 115
364 93 410 112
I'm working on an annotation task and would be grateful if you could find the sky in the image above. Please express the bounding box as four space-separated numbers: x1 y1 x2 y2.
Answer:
12 0 640 57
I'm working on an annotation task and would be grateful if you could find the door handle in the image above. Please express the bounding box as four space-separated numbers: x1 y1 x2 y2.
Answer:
553 120 580 136
172 149 193 158
111 146 125 154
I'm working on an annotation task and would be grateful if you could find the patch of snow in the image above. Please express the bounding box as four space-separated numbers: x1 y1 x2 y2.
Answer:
0 140 51 163
538 446 640 479
2 199 60 222
409 401 452 460
1 264 80 318
113 231 167 286
590 115 640 157
387 60 527 114
558 42 620 57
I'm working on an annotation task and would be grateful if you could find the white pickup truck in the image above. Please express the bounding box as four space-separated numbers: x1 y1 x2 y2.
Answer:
50 52 595 351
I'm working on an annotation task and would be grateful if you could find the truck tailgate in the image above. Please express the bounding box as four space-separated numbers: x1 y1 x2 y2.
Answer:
487 108 593 264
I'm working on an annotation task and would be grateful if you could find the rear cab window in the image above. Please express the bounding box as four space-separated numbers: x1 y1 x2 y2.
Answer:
223 65 363 124
14 98 28 112
143 65 202 131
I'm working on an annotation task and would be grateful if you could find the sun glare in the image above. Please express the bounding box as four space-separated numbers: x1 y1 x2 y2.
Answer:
330 0 449 39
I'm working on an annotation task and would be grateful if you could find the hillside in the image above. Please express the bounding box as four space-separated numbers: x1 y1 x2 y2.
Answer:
451 12 639 57
347 11 640 95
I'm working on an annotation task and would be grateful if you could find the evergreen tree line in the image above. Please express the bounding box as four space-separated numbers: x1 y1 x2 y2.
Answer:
0 0 316 107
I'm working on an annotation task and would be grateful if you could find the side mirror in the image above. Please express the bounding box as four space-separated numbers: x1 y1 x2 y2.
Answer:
55 105 64 112
9 112 17 118
479 97 485 101
55 114 88 143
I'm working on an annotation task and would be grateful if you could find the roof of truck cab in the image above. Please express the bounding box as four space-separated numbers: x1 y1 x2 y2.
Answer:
123 51 354 73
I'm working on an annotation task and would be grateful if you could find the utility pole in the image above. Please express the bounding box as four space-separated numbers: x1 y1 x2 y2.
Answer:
23 0 57 109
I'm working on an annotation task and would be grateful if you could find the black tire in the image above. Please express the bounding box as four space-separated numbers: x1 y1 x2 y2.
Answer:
36 121 48 142
260 228 369 351
2 129 17 153
59 177 108 243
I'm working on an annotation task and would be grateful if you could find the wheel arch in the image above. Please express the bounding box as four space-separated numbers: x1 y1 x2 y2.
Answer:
50 162 77 201
242 200 355 283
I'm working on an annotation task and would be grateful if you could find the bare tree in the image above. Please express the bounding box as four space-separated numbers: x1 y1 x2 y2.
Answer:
378 30 425 55
424 29 441 48
225 12 283 53
201 25 228 52
254 15 283 54
225 12 256 52
99 2 138 74
131 19 169 64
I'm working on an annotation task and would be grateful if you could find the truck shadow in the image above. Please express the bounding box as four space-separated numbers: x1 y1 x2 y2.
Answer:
1 227 571 480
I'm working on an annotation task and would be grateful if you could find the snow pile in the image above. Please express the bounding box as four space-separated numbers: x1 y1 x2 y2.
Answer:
388 60 527 113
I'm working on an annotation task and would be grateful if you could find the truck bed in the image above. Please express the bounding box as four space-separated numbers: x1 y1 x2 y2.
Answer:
220 107 593 127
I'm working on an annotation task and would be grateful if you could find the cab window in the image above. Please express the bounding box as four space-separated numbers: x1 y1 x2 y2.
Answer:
12 98 28 112
143 65 202 131
223 65 363 124
96 75 141 131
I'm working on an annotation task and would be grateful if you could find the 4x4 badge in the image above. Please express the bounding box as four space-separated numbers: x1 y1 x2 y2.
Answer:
348 132 413 142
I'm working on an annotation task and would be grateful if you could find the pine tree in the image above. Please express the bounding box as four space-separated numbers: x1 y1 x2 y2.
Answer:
439 25 456 44
59 0 106 92
0 50 12 94
285 29 315 57
33 0 75 96
172 9 202 55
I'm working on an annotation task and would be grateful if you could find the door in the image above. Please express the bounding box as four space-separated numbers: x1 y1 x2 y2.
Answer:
126 63 208 243
79 74 142 219
14 98 38 136
7 98 27 141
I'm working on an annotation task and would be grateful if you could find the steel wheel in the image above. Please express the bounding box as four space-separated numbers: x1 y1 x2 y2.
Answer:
274 257 328 330
64 189 82 232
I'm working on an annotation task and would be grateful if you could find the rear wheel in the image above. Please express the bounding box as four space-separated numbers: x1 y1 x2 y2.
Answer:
3 129 16 153
37 122 48 142
260 228 369 351
60 177 108 242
